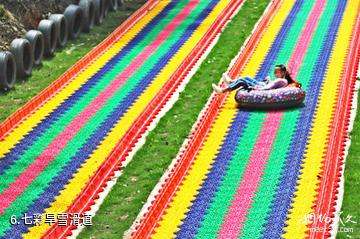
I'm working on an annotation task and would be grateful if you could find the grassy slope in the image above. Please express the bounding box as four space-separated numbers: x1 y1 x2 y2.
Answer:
337 79 360 238
78 0 271 238
0 1 146 122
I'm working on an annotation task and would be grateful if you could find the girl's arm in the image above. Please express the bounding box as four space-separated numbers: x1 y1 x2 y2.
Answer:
255 78 287 90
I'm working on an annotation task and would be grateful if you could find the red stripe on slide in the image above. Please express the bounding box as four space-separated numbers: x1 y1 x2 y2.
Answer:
0 0 199 216
130 1 283 238
44 0 248 238
216 1 325 236
0 0 160 140
308 4 360 238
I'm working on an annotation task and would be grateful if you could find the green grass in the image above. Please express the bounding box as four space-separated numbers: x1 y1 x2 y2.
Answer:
337 79 360 239
78 0 271 238
0 1 146 122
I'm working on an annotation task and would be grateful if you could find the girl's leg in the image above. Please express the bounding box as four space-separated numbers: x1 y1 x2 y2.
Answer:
212 83 226 93
228 77 248 90
222 73 233 85
212 73 234 94
212 76 259 94
212 76 243 94
242 76 261 86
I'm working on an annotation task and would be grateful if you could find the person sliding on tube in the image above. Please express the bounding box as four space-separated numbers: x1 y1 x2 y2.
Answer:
212 64 299 94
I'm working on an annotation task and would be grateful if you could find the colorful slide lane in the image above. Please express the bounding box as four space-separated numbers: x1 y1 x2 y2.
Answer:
131 0 360 238
0 0 247 238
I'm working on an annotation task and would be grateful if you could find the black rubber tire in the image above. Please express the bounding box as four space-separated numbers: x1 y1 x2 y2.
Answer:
9 38 34 78
79 0 96 32
0 51 16 91
64 4 83 39
49 14 68 48
103 0 109 17
38 19 57 57
25 30 44 66
94 0 105 24
108 0 118 11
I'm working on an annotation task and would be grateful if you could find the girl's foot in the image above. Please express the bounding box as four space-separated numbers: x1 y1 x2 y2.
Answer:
264 76 271 84
222 73 232 86
212 83 224 94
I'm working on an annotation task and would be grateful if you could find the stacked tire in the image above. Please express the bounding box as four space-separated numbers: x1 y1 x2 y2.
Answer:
80 0 96 32
109 0 118 11
25 30 44 66
94 0 106 24
49 14 68 47
1 0 121 91
10 38 34 78
0 52 16 91
38 20 58 57
64 5 83 39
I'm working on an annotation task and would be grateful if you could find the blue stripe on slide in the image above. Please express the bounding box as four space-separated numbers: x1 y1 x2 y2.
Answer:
263 1 346 238
0 0 178 175
3 0 221 237
176 0 306 237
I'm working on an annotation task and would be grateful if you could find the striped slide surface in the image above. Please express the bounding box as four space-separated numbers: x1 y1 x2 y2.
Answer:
131 0 360 238
0 0 246 238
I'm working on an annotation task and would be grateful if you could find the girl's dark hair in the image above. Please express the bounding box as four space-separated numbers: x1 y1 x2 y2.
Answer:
275 64 294 84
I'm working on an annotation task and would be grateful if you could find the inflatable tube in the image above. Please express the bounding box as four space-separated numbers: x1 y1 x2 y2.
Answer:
235 87 305 110
109 0 118 11
79 0 96 32
25 30 44 66
0 51 16 91
49 14 68 48
94 0 105 24
64 5 83 39
9 38 34 78
38 19 57 57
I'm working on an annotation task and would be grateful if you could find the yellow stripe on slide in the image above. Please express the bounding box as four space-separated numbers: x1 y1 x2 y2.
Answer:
153 96 237 239
151 0 295 238
24 0 234 237
283 0 360 237
0 0 170 158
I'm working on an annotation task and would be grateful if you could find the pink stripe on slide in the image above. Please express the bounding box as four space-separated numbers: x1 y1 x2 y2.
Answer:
0 0 199 214
288 0 326 76
217 112 283 239
217 1 326 238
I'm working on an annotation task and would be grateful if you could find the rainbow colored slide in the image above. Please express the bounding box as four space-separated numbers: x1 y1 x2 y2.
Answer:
0 0 247 238
130 0 360 238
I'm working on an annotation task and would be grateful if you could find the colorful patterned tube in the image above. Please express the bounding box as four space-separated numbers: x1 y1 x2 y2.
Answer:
235 86 305 109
